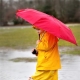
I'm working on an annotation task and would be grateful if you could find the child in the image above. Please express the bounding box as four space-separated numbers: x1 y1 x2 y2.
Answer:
29 26 61 80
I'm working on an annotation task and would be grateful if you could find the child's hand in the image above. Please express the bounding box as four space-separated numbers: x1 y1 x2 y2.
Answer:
28 77 33 80
36 40 40 44
32 49 38 56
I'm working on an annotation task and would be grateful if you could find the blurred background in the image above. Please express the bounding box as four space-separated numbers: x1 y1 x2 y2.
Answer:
0 0 80 80
0 0 80 26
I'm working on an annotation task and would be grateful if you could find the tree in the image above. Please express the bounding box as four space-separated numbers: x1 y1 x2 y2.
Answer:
66 0 80 22
0 0 4 26
40 0 57 17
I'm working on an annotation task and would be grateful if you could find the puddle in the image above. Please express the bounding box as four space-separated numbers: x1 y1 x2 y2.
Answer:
0 49 80 80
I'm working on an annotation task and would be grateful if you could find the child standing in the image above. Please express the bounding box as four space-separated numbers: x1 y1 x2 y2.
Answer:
29 26 61 80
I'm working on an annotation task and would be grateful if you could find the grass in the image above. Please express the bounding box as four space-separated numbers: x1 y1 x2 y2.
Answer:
59 46 80 55
0 27 38 49
0 24 80 54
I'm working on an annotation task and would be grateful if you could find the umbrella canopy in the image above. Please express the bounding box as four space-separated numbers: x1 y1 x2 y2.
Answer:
16 8 77 45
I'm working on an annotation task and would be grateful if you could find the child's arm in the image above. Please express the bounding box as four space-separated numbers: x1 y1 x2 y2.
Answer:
36 33 58 51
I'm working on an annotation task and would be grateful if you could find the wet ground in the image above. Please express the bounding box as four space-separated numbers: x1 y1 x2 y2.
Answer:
0 49 80 80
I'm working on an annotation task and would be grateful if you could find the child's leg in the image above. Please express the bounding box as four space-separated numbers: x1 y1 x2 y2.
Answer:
31 70 58 80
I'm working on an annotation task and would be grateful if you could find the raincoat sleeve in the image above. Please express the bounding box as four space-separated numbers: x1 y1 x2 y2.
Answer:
36 32 58 51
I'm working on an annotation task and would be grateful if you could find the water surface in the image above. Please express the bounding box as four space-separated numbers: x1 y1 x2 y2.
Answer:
0 49 80 80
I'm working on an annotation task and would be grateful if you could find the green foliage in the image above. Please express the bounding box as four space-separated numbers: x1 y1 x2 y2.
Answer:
13 18 20 25
41 1 57 17
66 0 80 22
60 46 80 55
13 18 25 25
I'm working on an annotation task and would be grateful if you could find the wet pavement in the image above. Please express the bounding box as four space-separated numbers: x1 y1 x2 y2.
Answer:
0 49 80 80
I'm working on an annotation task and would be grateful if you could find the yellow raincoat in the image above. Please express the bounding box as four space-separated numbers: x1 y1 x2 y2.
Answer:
36 32 61 70
32 31 61 80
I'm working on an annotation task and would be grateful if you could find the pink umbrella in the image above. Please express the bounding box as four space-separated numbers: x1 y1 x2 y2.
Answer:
16 8 77 45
